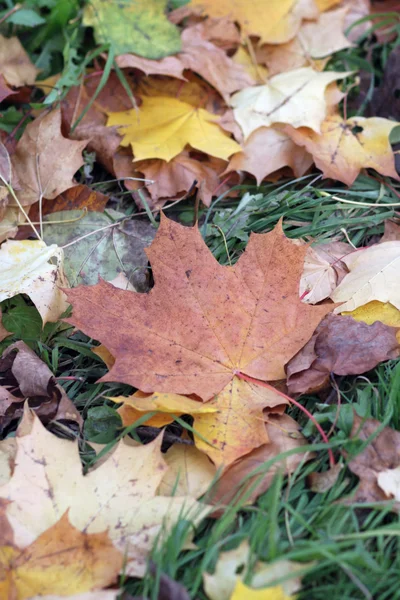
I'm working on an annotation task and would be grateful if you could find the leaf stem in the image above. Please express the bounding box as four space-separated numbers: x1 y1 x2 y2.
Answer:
236 371 335 467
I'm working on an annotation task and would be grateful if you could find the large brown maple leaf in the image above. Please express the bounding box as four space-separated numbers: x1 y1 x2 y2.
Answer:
66 217 330 465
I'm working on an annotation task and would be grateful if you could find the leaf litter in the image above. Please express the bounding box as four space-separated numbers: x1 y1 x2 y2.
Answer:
1 0 400 598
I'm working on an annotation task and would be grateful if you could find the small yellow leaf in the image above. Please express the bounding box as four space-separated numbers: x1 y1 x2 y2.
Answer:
107 96 241 161
342 301 400 328
231 580 292 600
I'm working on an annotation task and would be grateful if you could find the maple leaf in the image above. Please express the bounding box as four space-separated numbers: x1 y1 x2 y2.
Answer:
300 241 351 304
0 240 69 325
203 540 305 600
0 512 122 599
11 109 87 206
231 68 349 139
342 301 400 335
188 0 319 45
331 241 400 312
66 218 330 466
179 23 255 103
115 53 185 78
107 96 241 161
0 409 204 576
285 114 400 186
286 314 399 395
231 581 292 600
231 47 268 84
28 184 109 222
83 0 181 58
0 35 38 87
226 126 313 184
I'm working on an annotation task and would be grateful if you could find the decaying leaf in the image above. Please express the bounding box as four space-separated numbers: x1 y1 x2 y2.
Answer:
107 96 241 161
83 0 181 59
347 414 400 508
332 242 400 312
189 0 318 45
300 241 351 304
65 218 330 466
231 68 349 139
286 114 400 185
28 184 109 221
0 409 205 576
0 240 69 325
0 34 38 87
226 126 313 184
203 540 305 600
12 109 87 206
0 341 82 433
0 513 122 599
286 314 399 395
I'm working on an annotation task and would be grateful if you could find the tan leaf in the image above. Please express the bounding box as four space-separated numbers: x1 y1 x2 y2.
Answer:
12 109 87 206
231 47 269 84
286 114 400 186
381 220 400 243
0 35 38 87
159 440 216 498
114 53 185 78
300 241 351 304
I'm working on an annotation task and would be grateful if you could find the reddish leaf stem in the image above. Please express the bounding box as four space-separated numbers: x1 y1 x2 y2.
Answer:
236 371 335 467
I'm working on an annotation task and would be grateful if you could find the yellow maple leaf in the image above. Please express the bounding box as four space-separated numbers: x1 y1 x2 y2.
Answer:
231 580 292 600
189 0 318 44
342 301 400 343
107 96 241 161
231 68 350 139
286 114 400 185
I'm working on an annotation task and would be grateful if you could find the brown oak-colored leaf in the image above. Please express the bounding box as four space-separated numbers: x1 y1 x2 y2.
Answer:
179 23 254 103
347 413 400 507
62 72 136 173
114 54 185 78
0 513 122 598
286 314 399 395
209 413 308 509
11 109 87 206
192 17 241 51
0 341 82 433
28 184 109 222
226 126 313 184
0 35 38 87
66 217 330 399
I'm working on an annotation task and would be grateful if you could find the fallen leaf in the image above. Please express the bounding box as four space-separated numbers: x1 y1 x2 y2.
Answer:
231 47 268 83
0 240 69 324
286 113 400 186
347 414 400 507
331 241 400 312
115 53 185 78
188 0 319 44
0 438 16 486
42 209 155 289
286 314 399 395
209 414 308 506
33 593 119 600
381 220 400 242
159 439 216 498
231 68 349 139
226 126 313 184
83 0 181 58
189 17 241 51
107 96 241 161
65 217 330 466
28 184 109 221
0 513 122 599
300 241 351 304
315 0 341 9
0 34 38 87
0 74 17 103
231 580 292 600
148 565 191 600
345 0 371 42
0 205 25 244
256 40 327 77
0 409 205 576
179 24 255 103
308 462 344 493
342 301 400 335
0 341 82 433
203 540 305 600
12 109 87 206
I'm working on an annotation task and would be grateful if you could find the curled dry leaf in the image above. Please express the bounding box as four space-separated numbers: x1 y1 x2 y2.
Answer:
300 241 351 304
107 96 241 162
226 126 313 184
189 0 318 44
0 513 122 599
203 540 305 600
65 218 330 467
0 34 38 87
286 114 400 186
0 409 205 576
347 414 400 508
0 240 69 325
332 241 400 312
0 341 82 433
231 68 350 139
286 314 399 395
